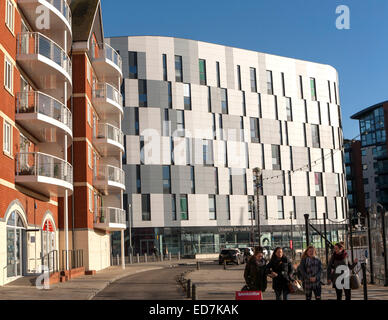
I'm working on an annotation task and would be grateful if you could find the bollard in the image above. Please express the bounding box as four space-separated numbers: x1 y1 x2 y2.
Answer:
136 253 140 264
161 253 164 262
197 261 200 270
224 260 227 270
178 252 181 261
129 254 133 265
116 254 119 266
186 279 191 299
153 253 156 262
362 262 368 300
145 253 148 263
192 284 198 300
169 253 172 261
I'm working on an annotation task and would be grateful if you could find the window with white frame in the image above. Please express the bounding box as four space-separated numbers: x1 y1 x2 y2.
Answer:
87 102 91 125
88 144 92 168
87 60 91 84
88 188 93 212
5 0 14 33
4 56 13 93
3 121 11 155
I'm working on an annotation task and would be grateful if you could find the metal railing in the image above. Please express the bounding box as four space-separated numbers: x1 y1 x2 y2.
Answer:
95 207 126 225
16 91 72 131
17 32 72 78
41 250 59 274
43 0 72 26
92 82 122 106
61 249 84 271
95 123 123 146
16 152 73 184
97 165 125 185
93 43 122 71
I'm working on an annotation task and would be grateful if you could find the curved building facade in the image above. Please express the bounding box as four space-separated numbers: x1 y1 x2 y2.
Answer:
108 36 347 255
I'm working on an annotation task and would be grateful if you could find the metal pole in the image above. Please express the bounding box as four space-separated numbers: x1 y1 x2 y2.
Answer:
121 229 125 269
128 203 132 256
290 212 294 258
366 208 375 284
378 204 388 286
323 212 329 267
349 212 354 264
361 262 368 300
304 214 310 247
253 168 262 246
192 284 198 300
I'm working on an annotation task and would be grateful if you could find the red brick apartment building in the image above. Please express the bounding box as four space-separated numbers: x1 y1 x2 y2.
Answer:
0 0 125 286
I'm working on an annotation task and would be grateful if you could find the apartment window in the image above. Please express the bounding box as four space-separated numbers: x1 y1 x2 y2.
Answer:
4 56 13 93
162 54 168 81
175 55 183 82
226 196 231 220
87 61 91 84
203 139 213 166
167 82 172 108
141 194 151 221
286 97 292 121
209 195 216 220
180 195 188 220
138 80 147 107
170 137 175 165
237 65 242 90
177 110 185 137
134 108 139 135
315 172 323 196
93 152 97 178
87 102 91 125
311 197 317 219
299 75 304 99
129 51 138 79
277 196 284 219
242 92 246 116
328 81 332 103
216 62 221 87
312 124 320 148
218 114 224 140
5 0 14 33
88 189 93 212
214 168 219 194
183 83 191 110
266 70 273 95
258 93 262 118
171 195 177 221
229 168 233 194
186 138 191 165
334 82 338 104
310 77 317 101
221 88 228 114
163 109 170 136
163 166 171 194
272 145 281 170
248 196 255 220
281 72 286 96
240 116 244 142
88 145 92 168
190 166 195 193
199 59 207 85
136 165 141 193
250 118 259 143
207 87 212 112
3 121 11 155
250 67 257 92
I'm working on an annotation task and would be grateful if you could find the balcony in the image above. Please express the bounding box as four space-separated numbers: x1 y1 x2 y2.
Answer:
92 43 122 85
93 123 124 156
17 32 72 102
92 82 123 117
15 152 73 197
16 91 72 143
94 165 125 194
17 0 72 50
94 207 126 231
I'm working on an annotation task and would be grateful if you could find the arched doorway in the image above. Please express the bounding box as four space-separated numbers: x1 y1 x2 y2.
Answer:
42 218 56 272
6 211 26 279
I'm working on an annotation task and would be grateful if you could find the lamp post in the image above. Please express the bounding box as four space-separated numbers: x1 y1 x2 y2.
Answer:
253 168 262 246
366 207 375 284
375 203 388 286
128 203 133 256
349 209 355 264
290 211 294 259
249 200 255 247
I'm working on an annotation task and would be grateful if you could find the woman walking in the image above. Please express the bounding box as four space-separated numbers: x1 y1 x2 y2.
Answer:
266 247 294 300
327 243 358 301
298 246 322 300
244 246 268 292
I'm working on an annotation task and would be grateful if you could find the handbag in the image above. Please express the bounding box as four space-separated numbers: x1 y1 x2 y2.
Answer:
288 280 304 294
350 272 360 290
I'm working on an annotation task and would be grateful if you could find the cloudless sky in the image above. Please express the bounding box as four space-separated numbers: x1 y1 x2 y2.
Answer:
101 0 388 139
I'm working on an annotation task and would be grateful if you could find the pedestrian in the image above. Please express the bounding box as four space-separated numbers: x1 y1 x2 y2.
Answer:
327 242 358 301
298 246 322 300
244 246 268 292
266 247 294 300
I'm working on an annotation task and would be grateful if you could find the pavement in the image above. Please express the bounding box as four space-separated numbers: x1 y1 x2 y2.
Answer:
0 259 201 300
184 264 388 300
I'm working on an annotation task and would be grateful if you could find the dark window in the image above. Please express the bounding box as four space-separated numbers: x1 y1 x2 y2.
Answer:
310 77 317 101
136 165 141 193
167 82 172 108
277 196 284 219
272 145 281 170
209 195 216 220
163 109 170 136
129 51 138 79
229 168 233 194
172 195 177 220
177 110 185 137
250 67 257 92
162 54 168 81
141 194 151 221
208 87 212 112
299 75 304 99
163 165 171 194
216 62 221 87
215 168 219 194
237 65 242 90
180 195 188 220
199 59 207 85
248 196 255 220
221 88 228 114
250 118 259 143
286 97 292 121
226 196 231 220
184 83 191 110
190 166 195 193
281 72 286 96
175 55 183 82
311 197 317 219
242 91 246 116
334 82 338 104
258 93 262 118
203 139 213 166
312 124 320 148
138 80 147 107
315 172 323 196
266 70 273 95
134 108 139 135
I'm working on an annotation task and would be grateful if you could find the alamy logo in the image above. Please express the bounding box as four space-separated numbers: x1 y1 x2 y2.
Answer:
35 5 50 30
35 265 50 290
335 265 350 290
336 5 350 30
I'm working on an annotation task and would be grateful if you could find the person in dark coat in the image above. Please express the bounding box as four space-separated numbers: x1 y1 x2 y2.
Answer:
266 247 294 300
327 242 358 301
244 246 268 292
298 246 322 300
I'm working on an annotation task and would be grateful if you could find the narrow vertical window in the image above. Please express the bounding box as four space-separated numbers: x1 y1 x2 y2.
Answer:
177 110 185 137
333 82 338 105
328 80 332 103
250 118 259 143
299 75 304 99
272 145 281 170
208 87 212 112
175 55 183 82
242 91 246 116
311 197 317 219
277 196 284 219
5 0 14 33
190 166 195 193
237 65 242 90
183 83 191 110
3 121 11 155
141 194 151 221
180 195 188 220
138 80 147 107
163 166 171 194
250 67 257 92
286 97 292 121
136 165 141 193
216 61 221 87
129 51 138 79
266 70 273 95
163 109 170 136
134 108 139 135
226 196 231 220
315 172 323 196
221 88 228 114
218 114 223 140
281 72 286 96
312 124 320 148
248 196 255 220
186 138 191 165
258 93 262 118
167 82 172 108
162 54 168 81
240 116 244 142
214 168 219 194
310 77 317 101
199 59 207 85
171 195 177 220
229 168 233 194
209 195 216 220
4 57 13 93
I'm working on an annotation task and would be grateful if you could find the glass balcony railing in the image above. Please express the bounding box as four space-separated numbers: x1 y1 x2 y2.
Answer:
93 82 123 106
95 123 123 146
104 43 122 71
16 152 73 184
97 165 125 186
16 91 72 131
17 32 72 78
45 0 72 26
95 207 126 225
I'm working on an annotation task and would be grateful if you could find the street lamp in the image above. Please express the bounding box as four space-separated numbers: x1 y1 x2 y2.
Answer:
128 203 133 256
253 167 262 246
248 200 255 247
375 203 388 286
366 207 375 284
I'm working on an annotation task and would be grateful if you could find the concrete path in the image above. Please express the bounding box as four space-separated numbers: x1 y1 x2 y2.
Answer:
0 260 201 300
185 264 388 300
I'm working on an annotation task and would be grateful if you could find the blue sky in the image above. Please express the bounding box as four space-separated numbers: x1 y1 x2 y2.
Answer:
101 0 388 139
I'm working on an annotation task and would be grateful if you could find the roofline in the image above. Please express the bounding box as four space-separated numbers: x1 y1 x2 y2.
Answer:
351 100 388 119
106 35 338 72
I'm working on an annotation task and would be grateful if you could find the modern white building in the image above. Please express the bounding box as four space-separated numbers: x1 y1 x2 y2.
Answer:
108 36 347 256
